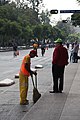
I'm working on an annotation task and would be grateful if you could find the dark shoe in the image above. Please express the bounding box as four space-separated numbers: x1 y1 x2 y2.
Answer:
20 100 29 105
49 91 58 93
59 91 62 93
49 91 55 93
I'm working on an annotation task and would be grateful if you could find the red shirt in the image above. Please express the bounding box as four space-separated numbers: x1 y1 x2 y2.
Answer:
52 44 68 66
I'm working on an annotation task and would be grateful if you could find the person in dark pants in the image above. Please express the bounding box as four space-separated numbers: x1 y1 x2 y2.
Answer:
41 44 45 56
50 38 68 93
66 42 69 49
13 43 18 57
52 64 65 93
72 41 79 63
70 42 74 62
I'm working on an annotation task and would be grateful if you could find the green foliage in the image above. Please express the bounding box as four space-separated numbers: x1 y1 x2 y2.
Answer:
66 33 80 43
32 24 43 40
0 0 9 5
0 2 41 46
76 0 80 4
39 9 51 24
0 1 75 47
71 0 80 26
71 13 80 26
56 21 73 42
28 0 42 12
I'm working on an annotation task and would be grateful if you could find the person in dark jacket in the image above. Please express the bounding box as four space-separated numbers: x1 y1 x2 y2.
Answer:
41 44 45 56
50 38 68 93
72 41 79 63
13 43 18 57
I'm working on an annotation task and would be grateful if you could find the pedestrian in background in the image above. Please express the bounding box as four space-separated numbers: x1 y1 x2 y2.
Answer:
13 43 19 57
66 42 69 49
72 41 79 63
41 44 45 56
50 38 68 93
19 50 38 105
70 42 74 62
33 43 38 55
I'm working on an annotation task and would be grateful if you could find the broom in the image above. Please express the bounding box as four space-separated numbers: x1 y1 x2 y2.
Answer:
31 75 41 103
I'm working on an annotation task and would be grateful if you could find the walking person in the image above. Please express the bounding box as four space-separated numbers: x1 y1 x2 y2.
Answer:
33 43 38 55
72 41 79 63
19 50 38 105
13 43 19 57
70 42 74 62
41 44 45 56
50 38 68 93
66 42 69 49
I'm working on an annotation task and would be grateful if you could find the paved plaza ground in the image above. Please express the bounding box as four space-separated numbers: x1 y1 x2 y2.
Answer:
0 48 80 120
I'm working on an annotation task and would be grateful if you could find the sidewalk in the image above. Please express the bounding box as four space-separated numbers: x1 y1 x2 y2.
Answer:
22 61 80 120
0 54 80 120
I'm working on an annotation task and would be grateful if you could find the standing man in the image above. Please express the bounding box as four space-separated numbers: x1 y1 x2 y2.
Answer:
50 38 68 93
19 50 38 105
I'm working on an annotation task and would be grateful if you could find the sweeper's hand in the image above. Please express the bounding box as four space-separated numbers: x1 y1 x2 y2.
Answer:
34 71 37 76
30 70 37 76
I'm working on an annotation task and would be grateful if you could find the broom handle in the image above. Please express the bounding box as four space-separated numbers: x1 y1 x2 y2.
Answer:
35 75 37 89
31 73 37 89
31 75 35 88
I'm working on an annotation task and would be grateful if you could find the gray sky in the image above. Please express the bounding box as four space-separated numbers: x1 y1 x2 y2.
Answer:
43 0 80 21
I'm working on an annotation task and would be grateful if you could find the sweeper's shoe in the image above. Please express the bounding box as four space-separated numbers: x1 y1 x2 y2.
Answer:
20 100 29 105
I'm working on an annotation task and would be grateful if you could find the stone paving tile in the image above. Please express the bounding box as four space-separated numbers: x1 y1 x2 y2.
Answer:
59 116 80 120
0 49 80 120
